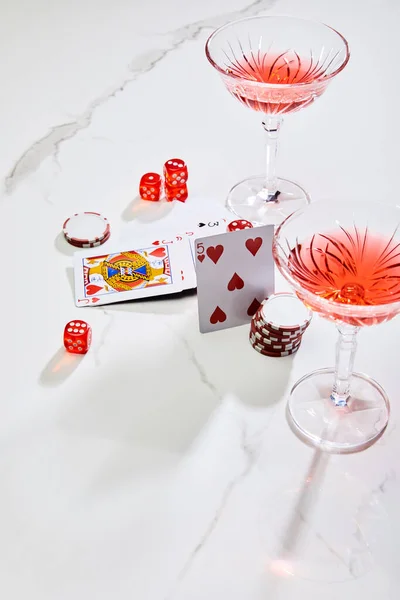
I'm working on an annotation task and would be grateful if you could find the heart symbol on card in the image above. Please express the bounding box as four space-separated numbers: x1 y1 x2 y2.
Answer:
152 240 160 245
245 237 263 256
197 254 205 263
247 298 262 316
207 244 224 264
149 247 166 258
210 306 227 324
91 297 100 304
227 272 244 291
86 284 103 296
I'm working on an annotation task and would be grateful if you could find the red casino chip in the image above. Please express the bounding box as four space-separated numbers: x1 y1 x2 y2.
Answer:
63 212 110 247
253 317 305 341
259 292 312 334
67 230 111 249
227 219 253 232
250 325 301 352
249 334 300 357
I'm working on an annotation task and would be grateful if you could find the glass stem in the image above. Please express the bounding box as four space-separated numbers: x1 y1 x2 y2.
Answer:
261 115 283 201
330 323 360 407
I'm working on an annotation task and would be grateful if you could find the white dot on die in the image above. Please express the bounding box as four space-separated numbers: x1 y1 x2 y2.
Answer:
73 343 77 347
149 176 154 180
70 322 75 326
79 329 84 333
151 195 155 199
180 172 185 176
68 328 72 332
75 322 80 327
172 162 177 166
143 186 147 191
232 221 237 226
81 323 86 328
168 161 172 164
73 329 78 333
68 346 73 350
78 347 82 352
77 340 82 344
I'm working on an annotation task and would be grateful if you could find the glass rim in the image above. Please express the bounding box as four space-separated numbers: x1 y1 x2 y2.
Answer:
273 201 400 319
205 15 350 89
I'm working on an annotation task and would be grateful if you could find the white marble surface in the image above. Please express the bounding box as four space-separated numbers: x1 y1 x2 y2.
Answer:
1 0 400 598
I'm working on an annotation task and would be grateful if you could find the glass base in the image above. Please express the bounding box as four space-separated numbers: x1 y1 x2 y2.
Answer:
226 175 310 226
288 368 390 454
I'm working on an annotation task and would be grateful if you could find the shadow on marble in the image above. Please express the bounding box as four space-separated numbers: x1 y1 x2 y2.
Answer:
65 267 75 299
55 312 292 481
101 288 197 315
54 232 76 256
57 337 221 462
40 347 84 387
122 195 175 222
177 313 294 409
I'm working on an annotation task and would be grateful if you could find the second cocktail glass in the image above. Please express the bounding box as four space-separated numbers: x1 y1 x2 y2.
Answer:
273 200 400 453
205 16 350 225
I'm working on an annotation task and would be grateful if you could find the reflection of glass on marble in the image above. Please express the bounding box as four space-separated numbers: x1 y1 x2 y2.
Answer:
259 451 389 583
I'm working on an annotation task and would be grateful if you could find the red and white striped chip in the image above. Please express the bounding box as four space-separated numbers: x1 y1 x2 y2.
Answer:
63 212 110 247
227 219 253 232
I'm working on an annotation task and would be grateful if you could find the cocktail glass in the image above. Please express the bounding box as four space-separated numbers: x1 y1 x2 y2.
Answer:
273 200 400 453
205 16 350 225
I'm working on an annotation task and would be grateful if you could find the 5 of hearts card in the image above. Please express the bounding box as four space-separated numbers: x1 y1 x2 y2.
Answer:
195 225 275 332
73 240 195 306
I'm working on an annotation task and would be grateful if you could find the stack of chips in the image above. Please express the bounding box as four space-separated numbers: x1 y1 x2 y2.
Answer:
163 158 188 202
250 293 312 357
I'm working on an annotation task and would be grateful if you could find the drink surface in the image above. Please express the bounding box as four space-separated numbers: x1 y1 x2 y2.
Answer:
287 227 400 308
225 52 327 113
226 52 323 85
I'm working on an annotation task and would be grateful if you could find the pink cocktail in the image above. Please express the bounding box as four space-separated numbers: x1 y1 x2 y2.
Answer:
273 200 400 453
206 16 350 225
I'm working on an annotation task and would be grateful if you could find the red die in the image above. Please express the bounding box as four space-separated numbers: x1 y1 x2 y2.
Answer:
139 173 162 201
64 320 92 354
163 158 188 186
165 181 188 203
227 219 253 232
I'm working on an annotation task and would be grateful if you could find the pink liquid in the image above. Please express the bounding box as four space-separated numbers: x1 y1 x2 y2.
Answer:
287 228 400 325
225 52 328 114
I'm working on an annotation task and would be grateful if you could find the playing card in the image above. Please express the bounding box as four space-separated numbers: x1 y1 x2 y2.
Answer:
73 240 193 307
148 217 230 266
195 225 275 333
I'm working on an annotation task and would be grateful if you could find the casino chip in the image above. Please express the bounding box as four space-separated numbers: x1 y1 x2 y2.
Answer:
249 293 312 358
260 293 312 334
227 219 253 232
63 212 110 248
